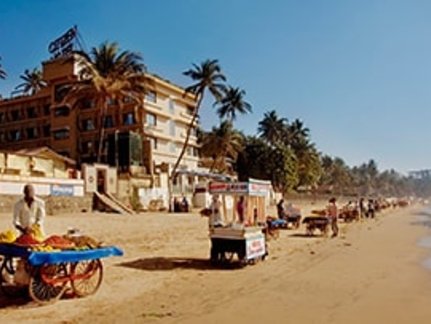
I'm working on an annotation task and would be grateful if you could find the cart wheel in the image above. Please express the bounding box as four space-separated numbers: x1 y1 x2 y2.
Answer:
0 257 27 298
28 264 68 305
71 260 103 297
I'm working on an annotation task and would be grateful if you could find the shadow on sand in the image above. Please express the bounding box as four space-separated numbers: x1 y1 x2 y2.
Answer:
117 257 244 271
289 233 325 238
0 295 28 309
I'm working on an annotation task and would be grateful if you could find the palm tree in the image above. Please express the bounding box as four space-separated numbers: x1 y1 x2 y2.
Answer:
15 68 46 95
170 59 226 179
63 41 147 162
215 86 252 121
0 57 6 80
258 110 287 145
201 121 243 172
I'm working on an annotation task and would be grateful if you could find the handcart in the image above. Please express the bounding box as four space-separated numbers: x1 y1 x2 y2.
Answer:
0 243 123 304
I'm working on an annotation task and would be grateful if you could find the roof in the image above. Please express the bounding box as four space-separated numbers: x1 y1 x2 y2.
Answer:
11 147 76 165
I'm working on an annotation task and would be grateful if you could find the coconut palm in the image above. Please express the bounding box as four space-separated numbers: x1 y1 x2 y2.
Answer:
170 59 226 179
15 68 46 95
63 41 148 162
201 121 243 172
0 57 6 80
215 86 252 121
258 110 287 145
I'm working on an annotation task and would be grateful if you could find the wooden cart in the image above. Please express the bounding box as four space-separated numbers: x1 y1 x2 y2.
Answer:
0 244 123 304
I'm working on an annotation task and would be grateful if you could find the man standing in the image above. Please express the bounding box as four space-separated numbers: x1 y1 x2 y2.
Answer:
209 195 223 229
327 197 339 238
236 196 246 224
13 184 45 235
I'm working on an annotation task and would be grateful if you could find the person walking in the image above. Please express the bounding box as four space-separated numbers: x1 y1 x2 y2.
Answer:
327 197 339 238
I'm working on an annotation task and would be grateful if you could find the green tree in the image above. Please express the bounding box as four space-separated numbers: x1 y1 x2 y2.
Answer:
171 59 226 179
258 110 287 145
200 121 243 172
15 68 46 95
215 86 252 122
63 41 147 162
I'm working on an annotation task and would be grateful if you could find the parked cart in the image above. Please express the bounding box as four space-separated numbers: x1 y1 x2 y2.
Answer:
0 243 123 304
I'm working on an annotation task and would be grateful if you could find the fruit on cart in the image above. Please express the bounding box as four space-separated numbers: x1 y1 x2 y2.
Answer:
43 235 75 249
64 235 103 249
30 224 44 241
15 233 42 246
0 230 17 243
31 245 60 252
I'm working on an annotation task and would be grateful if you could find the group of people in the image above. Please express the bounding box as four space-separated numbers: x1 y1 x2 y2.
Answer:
172 195 190 213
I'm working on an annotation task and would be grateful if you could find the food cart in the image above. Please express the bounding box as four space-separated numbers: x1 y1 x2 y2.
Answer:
0 243 123 304
208 179 271 266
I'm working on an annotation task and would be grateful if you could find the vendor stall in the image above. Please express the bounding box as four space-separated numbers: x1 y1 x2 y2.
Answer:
207 179 271 266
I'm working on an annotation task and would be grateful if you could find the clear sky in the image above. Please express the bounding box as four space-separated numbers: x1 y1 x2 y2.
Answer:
1 0 430 173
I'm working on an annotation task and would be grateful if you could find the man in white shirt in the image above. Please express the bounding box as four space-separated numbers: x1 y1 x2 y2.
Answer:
209 195 224 228
13 184 45 234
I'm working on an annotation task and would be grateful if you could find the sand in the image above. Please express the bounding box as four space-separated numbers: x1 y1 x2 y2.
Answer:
0 203 430 324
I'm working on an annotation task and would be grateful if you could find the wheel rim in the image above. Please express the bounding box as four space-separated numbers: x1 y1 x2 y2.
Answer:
71 260 103 297
28 264 68 304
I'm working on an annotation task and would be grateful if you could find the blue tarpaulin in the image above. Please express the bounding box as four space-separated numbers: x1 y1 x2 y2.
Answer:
0 244 123 266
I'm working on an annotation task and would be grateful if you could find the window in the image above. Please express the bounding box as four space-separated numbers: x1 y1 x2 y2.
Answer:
0 112 5 123
43 125 51 137
43 104 51 116
53 128 70 140
81 141 93 154
104 115 114 128
123 112 135 126
107 98 117 106
149 137 158 150
58 151 70 157
146 113 157 127
169 120 176 136
145 91 157 103
0 132 5 143
54 84 69 103
27 107 38 118
26 127 38 139
193 147 199 157
54 106 69 117
168 99 175 113
124 95 134 104
82 98 94 109
10 110 20 121
187 147 192 156
82 119 96 131
9 130 21 141
169 142 176 153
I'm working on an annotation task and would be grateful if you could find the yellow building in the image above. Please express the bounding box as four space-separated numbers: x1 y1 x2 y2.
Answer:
0 55 201 177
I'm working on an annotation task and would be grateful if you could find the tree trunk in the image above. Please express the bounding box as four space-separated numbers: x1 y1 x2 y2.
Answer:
168 93 203 212
96 99 108 163
170 93 203 179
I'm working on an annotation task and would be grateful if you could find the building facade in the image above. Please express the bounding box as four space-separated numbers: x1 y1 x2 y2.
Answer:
0 55 200 176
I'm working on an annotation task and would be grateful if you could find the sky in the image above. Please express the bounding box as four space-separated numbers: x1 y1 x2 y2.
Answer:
1 0 431 173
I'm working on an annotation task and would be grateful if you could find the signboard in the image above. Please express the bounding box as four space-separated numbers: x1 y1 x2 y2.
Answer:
51 184 74 196
48 26 77 59
209 182 248 194
245 235 266 260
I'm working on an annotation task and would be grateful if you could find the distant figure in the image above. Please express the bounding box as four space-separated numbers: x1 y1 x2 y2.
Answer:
209 195 223 228
236 196 246 223
253 207 258 225
181 195 189 212
277 199 286 219
13 184 45 235
173 197 181 213
359 198 366 218
368 199 375 219
327 197 339 238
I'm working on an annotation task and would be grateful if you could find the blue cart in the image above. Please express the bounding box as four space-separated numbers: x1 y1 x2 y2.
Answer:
0 243 123 304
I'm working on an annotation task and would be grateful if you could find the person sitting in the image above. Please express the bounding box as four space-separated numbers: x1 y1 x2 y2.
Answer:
181 196 189 212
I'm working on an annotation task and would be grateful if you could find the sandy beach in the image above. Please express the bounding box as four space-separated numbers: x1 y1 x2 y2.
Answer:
1 203 431 324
